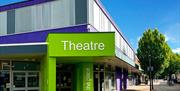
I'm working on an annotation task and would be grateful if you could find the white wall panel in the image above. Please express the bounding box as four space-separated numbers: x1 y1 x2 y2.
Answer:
93 2 100 31
0 12 7 35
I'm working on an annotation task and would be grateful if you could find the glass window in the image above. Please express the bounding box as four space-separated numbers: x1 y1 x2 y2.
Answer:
93 64 105 91
13 72 26 87
28 72 39 87
12 62 40 71
105 72 116 91
93 64 99 71
0 61 10 91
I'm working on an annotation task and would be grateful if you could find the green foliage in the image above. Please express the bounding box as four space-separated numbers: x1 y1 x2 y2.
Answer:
162 53 180 76
137 29 171 75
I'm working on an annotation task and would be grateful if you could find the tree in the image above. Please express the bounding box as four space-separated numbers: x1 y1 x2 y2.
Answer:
137 29 171 76
161 53 180 77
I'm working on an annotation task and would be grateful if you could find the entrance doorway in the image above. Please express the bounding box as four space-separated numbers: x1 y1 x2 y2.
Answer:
94 65 105 91
94 64 116 91
56 64 73 91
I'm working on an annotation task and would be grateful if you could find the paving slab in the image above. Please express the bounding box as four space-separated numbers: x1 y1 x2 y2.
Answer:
127 80 180 91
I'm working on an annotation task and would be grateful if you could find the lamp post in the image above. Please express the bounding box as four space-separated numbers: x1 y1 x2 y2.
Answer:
148 54 152 91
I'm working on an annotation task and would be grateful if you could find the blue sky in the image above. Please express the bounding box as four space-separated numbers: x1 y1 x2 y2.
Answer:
100 0 180 53
0 0 27 6
0 0 179 53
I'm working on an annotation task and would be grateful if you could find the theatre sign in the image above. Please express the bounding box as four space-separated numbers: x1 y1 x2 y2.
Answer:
47 32 115 57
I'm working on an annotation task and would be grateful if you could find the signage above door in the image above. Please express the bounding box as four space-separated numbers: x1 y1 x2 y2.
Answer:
47 32 115 57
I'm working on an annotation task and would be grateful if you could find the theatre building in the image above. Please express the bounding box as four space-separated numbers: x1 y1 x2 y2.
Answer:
0 0 141 91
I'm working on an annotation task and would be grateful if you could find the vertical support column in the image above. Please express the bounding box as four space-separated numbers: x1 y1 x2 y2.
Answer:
75 63 94 91
41 57 56 91
116 67 122 91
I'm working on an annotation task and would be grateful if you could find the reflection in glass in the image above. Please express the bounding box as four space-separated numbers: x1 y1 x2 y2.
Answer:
13 72 25 87
0 61 10 91
100 72 104 91
94 72 99 91
28 72 39 87
57 64 73 91
12 62 40 71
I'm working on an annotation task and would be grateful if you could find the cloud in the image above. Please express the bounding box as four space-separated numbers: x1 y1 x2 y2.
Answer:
164 23 180 44
164 23 180 49
172 48 180 54
137 36 141 41
164 34 169 42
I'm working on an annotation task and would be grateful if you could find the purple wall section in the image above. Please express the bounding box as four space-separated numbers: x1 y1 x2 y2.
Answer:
123 69 128 90
116 67 122 91
0 24 88 44
0 0 51 12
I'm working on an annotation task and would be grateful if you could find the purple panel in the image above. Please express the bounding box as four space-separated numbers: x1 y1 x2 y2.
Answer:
116 67 122 91
0 0 51 12
0 24 88 44
123 69 128 90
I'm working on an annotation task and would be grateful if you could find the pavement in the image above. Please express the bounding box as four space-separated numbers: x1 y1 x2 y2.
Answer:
126 80 180 91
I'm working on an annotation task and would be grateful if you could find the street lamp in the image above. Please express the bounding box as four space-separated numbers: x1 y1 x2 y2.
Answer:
148 54 152 91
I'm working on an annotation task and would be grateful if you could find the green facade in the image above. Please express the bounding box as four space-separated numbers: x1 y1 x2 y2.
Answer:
74 63 94 91
40 32 115 91
41 57 56 91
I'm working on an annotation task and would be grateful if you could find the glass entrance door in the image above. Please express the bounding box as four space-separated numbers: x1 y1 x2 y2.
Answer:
57 64 73 91
94 65 105 91
12 71 39 91
94 64 116 91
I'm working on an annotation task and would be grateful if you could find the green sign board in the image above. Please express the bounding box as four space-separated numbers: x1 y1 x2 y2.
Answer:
47 32 115 57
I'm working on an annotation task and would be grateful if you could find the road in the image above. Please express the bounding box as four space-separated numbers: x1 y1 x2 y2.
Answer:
126 80 180 91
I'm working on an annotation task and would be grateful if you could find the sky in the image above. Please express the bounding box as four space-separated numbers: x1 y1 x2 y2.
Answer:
0 0 27 6
100 0 180 53
0 0 179 53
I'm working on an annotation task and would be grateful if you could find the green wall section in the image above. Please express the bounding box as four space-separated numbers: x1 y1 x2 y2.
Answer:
43 33 112 91
75 63 94 91
41 56 56 91
41 57 94 91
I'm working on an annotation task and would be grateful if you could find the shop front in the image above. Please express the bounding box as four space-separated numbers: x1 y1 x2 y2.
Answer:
0 31 138 91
